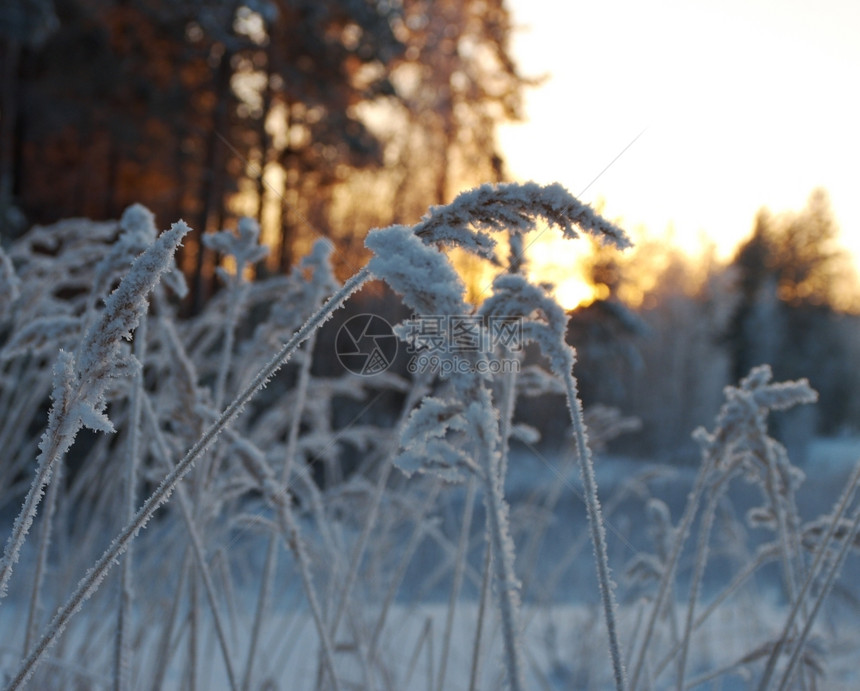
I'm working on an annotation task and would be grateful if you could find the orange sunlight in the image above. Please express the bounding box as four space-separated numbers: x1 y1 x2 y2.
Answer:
524 234 602 310
552 278 607 311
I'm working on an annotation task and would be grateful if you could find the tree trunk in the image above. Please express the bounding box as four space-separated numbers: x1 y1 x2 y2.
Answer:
192 48 232 312
0 39 21 239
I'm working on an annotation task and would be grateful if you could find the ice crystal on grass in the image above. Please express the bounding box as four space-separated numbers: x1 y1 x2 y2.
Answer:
0 219 189 604
366 225 468 317
396 397 478 481
695 364 818 474
78 221 191 379
414 181 631 257
480 273 574 376
89 204 188 302
203 216 269 281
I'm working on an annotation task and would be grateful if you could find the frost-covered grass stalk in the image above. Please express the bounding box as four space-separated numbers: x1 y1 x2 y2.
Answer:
241 332 317 691
0 220 190 602
115 313 146 691
561 360 627 689
365 224 529 690
480 272 628 690
232 435 340 691
1 187 859 690
629 366 820 691
365 182 631 690
5 264 371 689
203 217 269 411
758 454 860 690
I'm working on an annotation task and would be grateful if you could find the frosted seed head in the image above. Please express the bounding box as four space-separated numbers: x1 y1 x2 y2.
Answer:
79 221 190 383
700 366 819 477
646 498 672 529
515 365 565 397
510 423 541 445
238 216 261 243
747 506 778 530
584 405 642 451
415 181 631 251
395 396 482 480
480 273 574 376
625 553 664 583
38 350 80 455
119 204 157 244
204 217 269 273
366 225 467 316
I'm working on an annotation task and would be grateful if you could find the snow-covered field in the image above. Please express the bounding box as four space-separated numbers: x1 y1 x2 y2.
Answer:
4 438 858 690
1 190 859 689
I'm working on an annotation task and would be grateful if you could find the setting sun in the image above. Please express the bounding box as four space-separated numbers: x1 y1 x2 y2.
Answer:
523 233 606 310
551 277 606 311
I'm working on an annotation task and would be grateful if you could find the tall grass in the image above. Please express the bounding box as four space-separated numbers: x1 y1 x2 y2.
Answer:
0 184 857 689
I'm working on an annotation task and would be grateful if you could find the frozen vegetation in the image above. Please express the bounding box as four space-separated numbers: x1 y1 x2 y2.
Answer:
0 184 857 690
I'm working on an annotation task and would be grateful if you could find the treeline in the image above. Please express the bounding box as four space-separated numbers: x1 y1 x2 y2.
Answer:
558 188 860 458
0 0 527 307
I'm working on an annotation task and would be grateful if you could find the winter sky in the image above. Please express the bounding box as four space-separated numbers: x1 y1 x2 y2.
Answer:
499 0 860 272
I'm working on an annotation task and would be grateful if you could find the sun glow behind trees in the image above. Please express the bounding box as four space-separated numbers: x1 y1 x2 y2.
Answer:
522 194 860 315
514 221 718 311
498 0 860 286
524 234 606 310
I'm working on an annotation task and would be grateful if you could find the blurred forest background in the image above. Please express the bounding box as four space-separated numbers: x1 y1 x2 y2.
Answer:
2 0 860 462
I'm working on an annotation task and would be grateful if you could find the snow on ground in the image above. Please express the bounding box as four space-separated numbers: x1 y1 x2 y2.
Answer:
2 438 858 689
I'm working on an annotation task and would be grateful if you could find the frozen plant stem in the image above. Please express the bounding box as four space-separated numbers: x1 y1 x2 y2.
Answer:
367 481 442 662
765 450 801 610
115 315 147 691
437 476 477 691
472 384 526 691
0 374 79 601
776 504 860 691
188 569 198 691
273 495 341 691
213 275 244 411
757 456 860 690
629 460 709 691
23 457 62 655
231 430 341 691
676 484 723 691
328 377 428 644
243 333 317 691
562 367 627 691
6 267 371 690
140 393 239 691
653 528 779 681
468 543 492 691
151 549 192 691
